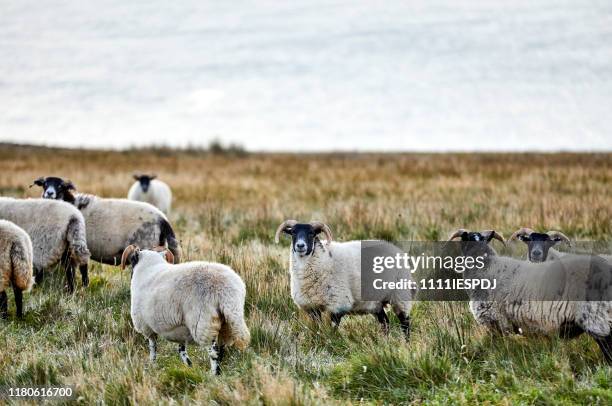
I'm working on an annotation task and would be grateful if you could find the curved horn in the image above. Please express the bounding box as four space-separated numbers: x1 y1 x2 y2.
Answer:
546 230 571 247
29 177 45 188
120 244 138 270
310 221 333 245
153 245 175 263
274 219 298 243
508 227 535 242
483 230 506 245
64 180 76 191
448 228 468 241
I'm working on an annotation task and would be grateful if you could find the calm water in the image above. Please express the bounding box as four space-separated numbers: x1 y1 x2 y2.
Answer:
1 1 611 151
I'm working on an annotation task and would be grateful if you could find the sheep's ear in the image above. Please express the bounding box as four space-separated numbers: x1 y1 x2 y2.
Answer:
30 177 45 188
518 234 530 242
133 174 140 181
150 174 157 180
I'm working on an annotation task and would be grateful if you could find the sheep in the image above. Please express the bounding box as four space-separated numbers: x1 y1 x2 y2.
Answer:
508 227 571 262
128 174 172 215
448 228 612 363
0 220 34 318
32 177 181 271
0 198 90 292
274 220 412 339
120 244 250 375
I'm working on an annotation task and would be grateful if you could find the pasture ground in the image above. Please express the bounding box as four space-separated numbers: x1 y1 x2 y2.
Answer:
0 145 611 404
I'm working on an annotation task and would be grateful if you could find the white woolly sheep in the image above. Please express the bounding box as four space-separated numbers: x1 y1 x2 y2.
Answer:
274 220 413 339
32 177 181 271
449 229 612 363
0 220 34 318
0 198 90 292
128 174 172 215
120 245 250 374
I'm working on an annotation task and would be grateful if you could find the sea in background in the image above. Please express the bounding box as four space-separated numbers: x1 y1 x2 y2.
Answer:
1 0 611 151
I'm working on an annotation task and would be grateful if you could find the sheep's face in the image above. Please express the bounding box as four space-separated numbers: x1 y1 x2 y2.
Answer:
134 174 156 193
33 176 75 200
451 230 503 258
283 223 318 257
517 232 560 262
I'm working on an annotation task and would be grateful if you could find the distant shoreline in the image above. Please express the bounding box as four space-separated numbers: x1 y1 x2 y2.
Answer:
1 142 610 156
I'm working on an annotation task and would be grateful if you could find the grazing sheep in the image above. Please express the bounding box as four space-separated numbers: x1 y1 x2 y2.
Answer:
449 228 612 363
128 174 172 215
120 245 250 374
32 177 181 269
0 220 34 318
0 198 90 292
274 220 412 339
508 227 571 262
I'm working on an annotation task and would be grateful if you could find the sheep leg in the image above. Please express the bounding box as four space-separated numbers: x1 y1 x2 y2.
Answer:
593 335 612 364
0 291 7 319
148 337 157 362
79 264 89 287
208 340 224 375
559 322 584 339
34 267 44 285
330 312 345 329
375 308 389 334
306 308 322 323
397 312 411 340
178 344 192 366
65 264 75 293
12 285 23 318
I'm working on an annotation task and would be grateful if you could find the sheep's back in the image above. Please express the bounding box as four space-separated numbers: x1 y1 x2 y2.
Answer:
136 263 244 334
0 198 80 269
79 198 166 262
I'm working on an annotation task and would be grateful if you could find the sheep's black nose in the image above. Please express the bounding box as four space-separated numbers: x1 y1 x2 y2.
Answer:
296 242 306 250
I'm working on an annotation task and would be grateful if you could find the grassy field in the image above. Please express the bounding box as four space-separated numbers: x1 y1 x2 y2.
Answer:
0 145 611 404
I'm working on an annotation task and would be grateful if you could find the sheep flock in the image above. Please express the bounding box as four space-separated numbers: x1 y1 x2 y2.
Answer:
1 174 611 376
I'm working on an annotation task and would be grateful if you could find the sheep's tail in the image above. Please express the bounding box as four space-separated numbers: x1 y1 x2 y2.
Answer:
218 297 250 350
10 242 34 292
66 215 91 266
159 218 181 263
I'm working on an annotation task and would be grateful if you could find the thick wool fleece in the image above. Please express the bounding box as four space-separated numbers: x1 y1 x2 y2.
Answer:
0 220 34 292
130 251 250 349
0 198 90 270
74 194 180 264
289 239 412 316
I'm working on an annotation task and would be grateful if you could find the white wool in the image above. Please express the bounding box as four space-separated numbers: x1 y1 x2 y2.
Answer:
0 198 90 271
127 249 249 373
287 238 412 331
127 179 172 215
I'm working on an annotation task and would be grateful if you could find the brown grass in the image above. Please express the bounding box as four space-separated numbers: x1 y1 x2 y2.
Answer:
0 144 610 404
